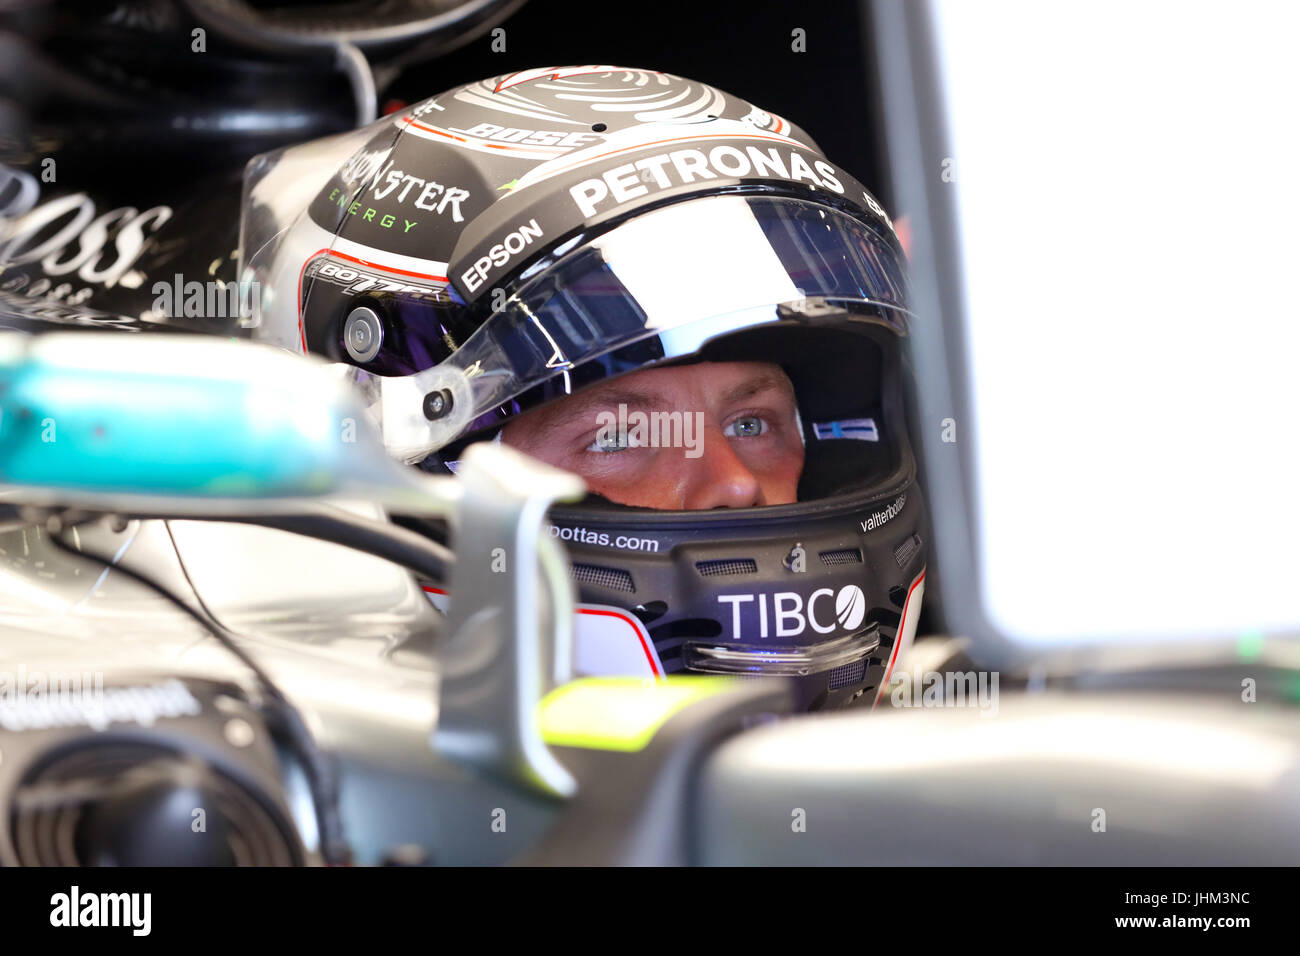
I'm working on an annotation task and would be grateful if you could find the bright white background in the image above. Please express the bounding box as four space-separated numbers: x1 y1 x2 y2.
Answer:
934 0 1300 644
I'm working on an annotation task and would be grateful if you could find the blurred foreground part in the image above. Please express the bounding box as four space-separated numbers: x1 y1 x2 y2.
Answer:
0 329 801 867
0 328 565 865
870 0 1300 666
697 688 1300 865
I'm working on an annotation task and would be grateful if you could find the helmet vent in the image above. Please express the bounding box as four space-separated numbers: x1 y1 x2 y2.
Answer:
893 534 922 568
695 558 758 577
571 562 635 593
828 658 868 690
819 547 864 567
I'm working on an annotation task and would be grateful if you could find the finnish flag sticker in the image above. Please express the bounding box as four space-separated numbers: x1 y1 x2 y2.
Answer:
812 417 879 442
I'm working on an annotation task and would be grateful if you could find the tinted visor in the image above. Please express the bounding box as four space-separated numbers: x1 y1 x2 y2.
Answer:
347 195 910 462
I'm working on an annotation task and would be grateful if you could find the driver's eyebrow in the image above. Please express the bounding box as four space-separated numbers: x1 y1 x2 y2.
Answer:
720 369 795 406
529 387 673 439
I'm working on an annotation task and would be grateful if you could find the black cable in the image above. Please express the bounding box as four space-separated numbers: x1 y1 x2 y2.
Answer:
182 0 521 55
45 514 352 866
390 511 451 551
334 40 378 126
61 506 454 582
200 503 454 583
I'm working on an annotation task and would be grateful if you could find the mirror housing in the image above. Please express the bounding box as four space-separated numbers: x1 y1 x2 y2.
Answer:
0 331 442 515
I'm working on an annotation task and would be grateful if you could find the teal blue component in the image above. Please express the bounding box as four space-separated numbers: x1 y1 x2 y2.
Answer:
0 351 363 498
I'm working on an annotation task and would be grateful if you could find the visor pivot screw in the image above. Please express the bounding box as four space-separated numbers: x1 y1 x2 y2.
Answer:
784 543 807 573
423 389 453 420
343 306 384 363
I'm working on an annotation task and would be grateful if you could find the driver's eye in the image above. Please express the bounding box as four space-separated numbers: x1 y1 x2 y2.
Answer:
725 415 767 438
589 431 631 453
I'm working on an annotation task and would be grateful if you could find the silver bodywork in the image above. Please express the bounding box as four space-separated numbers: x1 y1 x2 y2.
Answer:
0 446 580 864
695 684 1300 865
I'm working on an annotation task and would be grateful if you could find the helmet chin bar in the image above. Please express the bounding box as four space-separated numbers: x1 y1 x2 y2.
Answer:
683 627 883 677
549 475 927 710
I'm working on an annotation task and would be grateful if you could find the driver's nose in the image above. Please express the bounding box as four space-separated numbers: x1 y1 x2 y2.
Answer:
682 427 764 510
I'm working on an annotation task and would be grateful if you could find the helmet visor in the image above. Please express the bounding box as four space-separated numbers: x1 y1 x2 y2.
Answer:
346 195 910 462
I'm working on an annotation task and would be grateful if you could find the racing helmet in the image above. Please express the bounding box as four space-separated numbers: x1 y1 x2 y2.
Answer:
242 67 927 709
